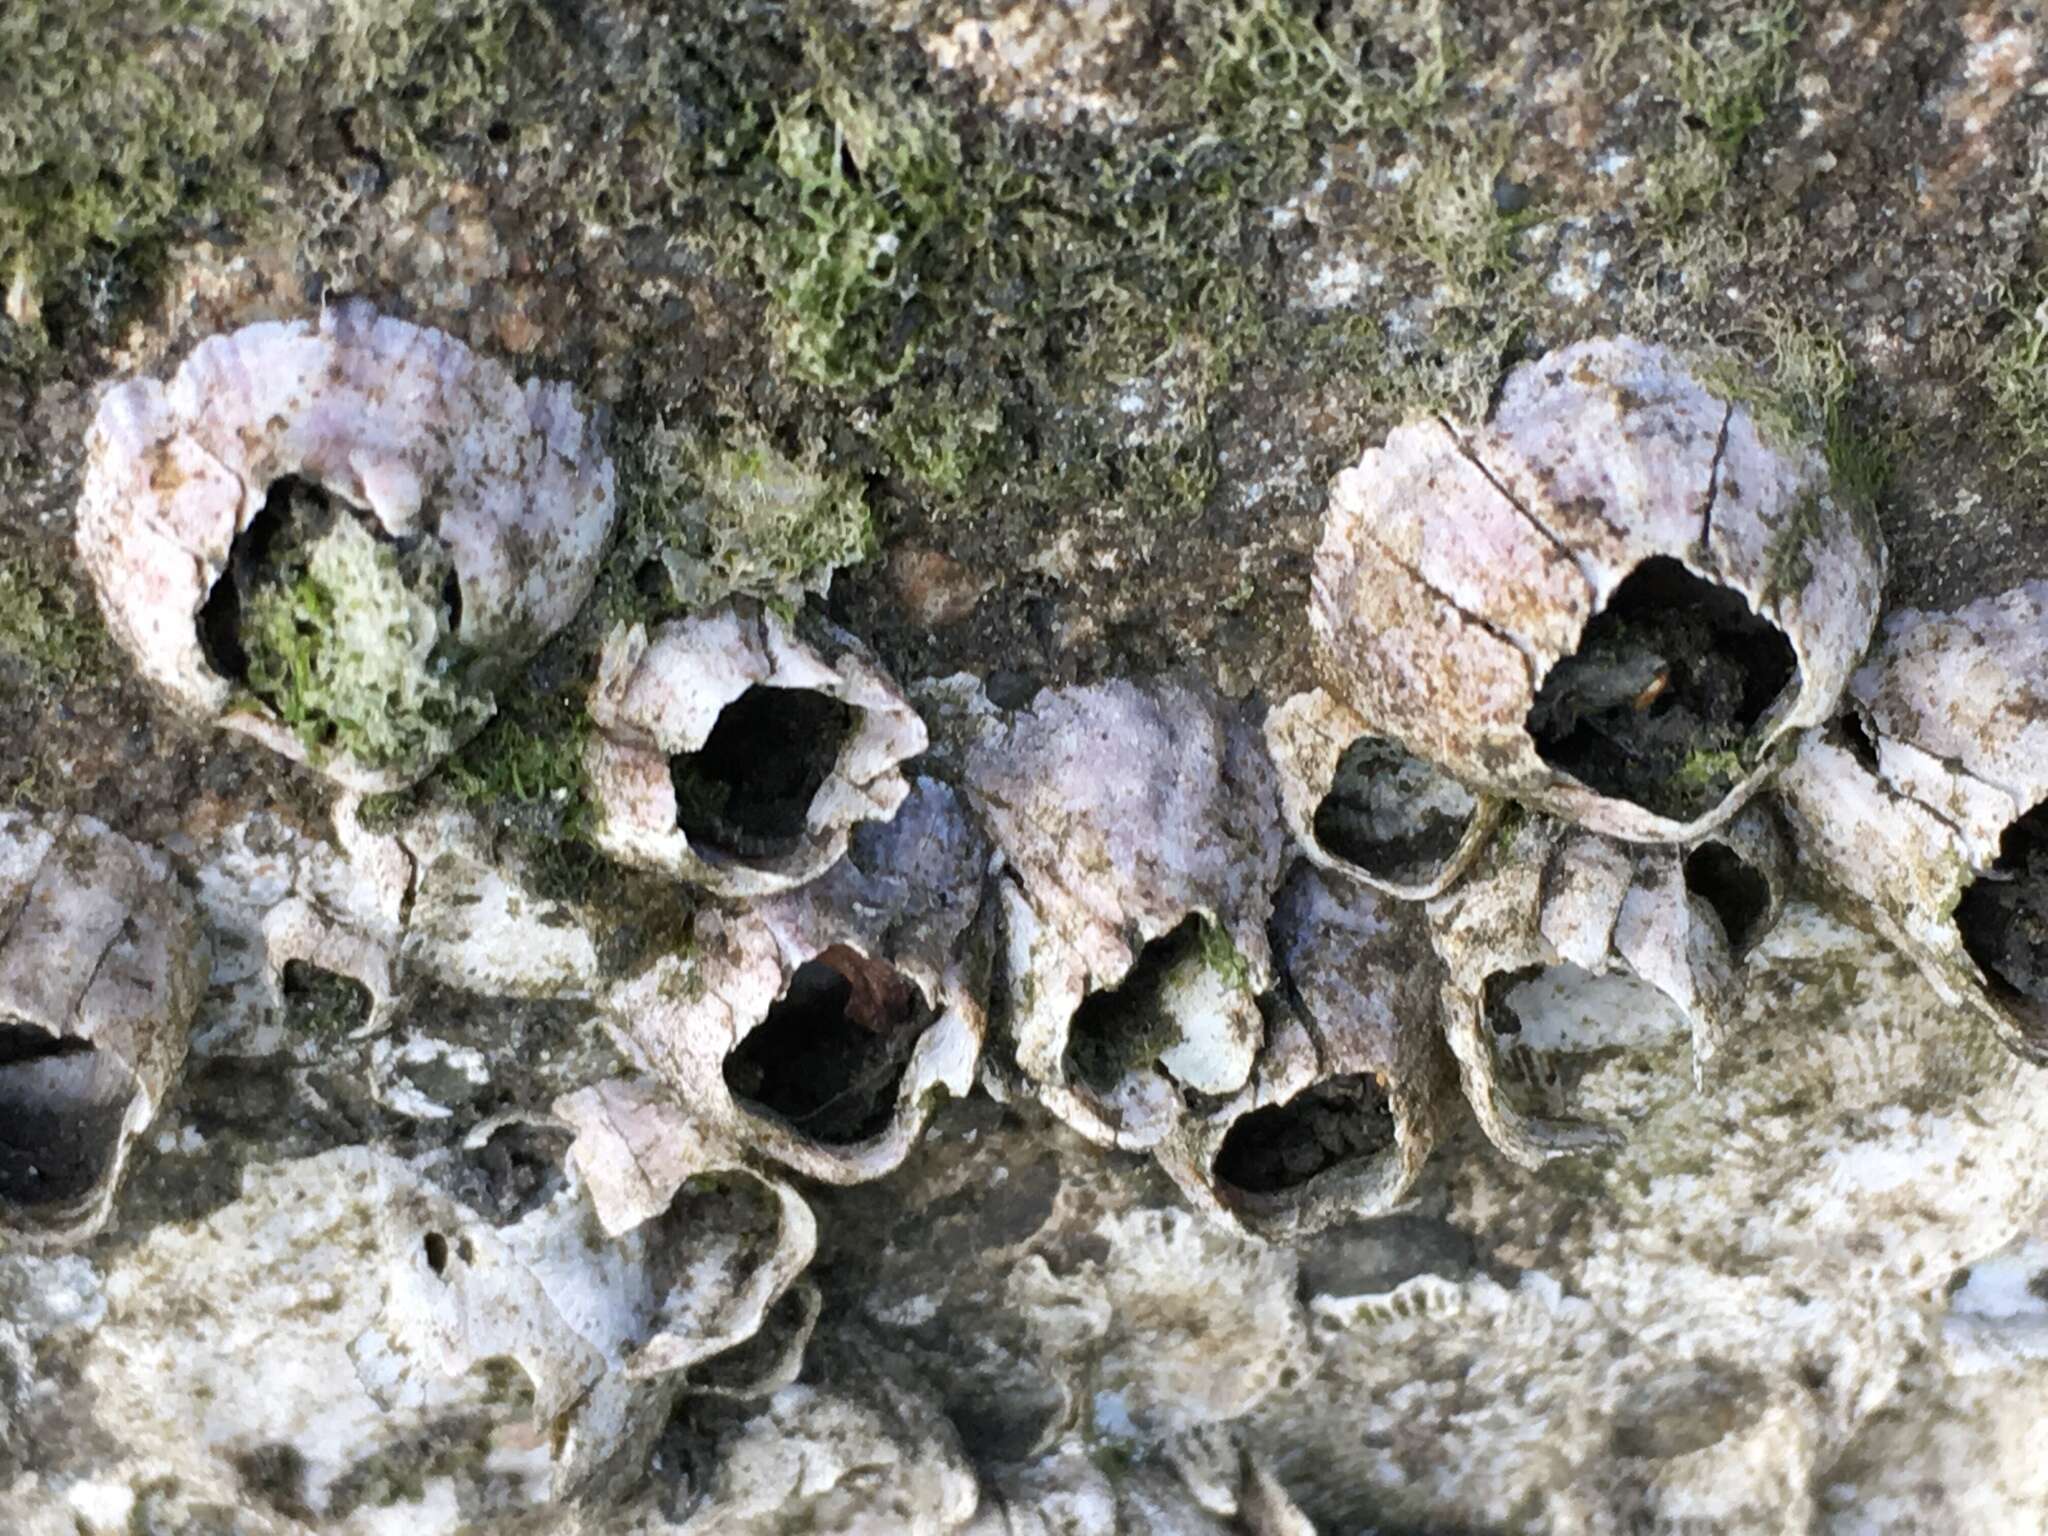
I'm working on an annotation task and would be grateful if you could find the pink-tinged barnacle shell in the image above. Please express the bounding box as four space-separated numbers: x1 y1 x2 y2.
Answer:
596 778 988 1184
585 603 927 898
1426 814 1750 1167
1312 337 1884 843
1264 686 1502 899
1779 582 2048 1061
1155 862 1453 1239
0 812 207 1246
76 302 616 790
963 678 1288 1152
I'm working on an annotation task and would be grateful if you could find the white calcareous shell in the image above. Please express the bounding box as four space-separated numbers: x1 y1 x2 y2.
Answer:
1778 581 2048 1061
586 603 928 897
0 812 207 1246
1313 336 1885 842
1156 861 1453 1238
1426 813 1754 1167
76 301 616 789
962 678 1288 1151
596 778 988 1184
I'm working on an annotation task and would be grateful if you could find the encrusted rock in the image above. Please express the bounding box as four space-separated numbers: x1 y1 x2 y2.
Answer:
76 302 616 789
1779 581 2048 1061
0 812 207 1246
1313 336 1884 842
586 603 927 897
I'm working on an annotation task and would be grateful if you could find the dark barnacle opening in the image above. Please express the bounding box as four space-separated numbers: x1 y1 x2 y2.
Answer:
1683 843 1772 957
1956 802 2048 1020
1061 916 1205 1095
0 1020 131 1218
1482 965 1548 1037
280 960 373 1037
1213 1074 1397 1199
1526 558 1797 822
723 944 930 1144
1311 734 1478 887
671 686 855 863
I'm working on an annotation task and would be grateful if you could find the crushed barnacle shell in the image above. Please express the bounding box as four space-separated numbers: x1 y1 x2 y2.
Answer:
1426 813 1745 1167
585 602 927 897
0 811 207 1247
1312 336 1884 843
1264 686 1501 899
596 779 986 1183
962 678 1287 1151
76 301 616 790
1778 582 2048 1060
1155 861 1453 1238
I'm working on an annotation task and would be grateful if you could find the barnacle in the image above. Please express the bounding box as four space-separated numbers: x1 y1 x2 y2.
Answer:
76 302 616 790
596 779 987 1183
1156 862 1453 1238
0 811 206 1246
961 678 1287 1151
585 603 927 897
1313 336 1885 842
1779 582 2048 1061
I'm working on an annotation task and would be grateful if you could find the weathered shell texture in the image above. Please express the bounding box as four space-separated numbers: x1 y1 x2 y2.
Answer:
1780 581 2048 1060
1264 685 1501 899
586 602 929 897
596 778 988 1183
962 677 1288 1151
1313 336 1885 843
75 301 616 789
1155 860 1453 1239
0 812 206 1246
1426 813 1748 1167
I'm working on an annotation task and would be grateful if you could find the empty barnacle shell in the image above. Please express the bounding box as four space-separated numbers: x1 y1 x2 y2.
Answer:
596 778 987 1183
1155 861 1453 1238
585 602 928 897
76 301 616 790
1264 686 1501 899
0 812 207 1246
1778 582 2048 1060
1426 813 1745 1167
962 677 1288 1151
1312 336 1885 843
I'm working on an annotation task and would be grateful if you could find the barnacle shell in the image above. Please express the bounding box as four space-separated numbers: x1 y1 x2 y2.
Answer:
0 812 206 1246
962 678 1287 1151
1778 582 2048 1060
1156 861 1452 1238
1426 813 1747 1167
586 603 927 897
76 301 616 790
1313 337 1884 842
596 779 987 1183
1264 686 1500 899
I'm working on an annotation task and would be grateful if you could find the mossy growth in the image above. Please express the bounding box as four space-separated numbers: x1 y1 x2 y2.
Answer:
1984 274 2048 468
0 548 108 698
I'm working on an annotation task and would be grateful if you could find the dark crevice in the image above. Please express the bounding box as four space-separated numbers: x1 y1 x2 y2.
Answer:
723 945 929 1144
1956 802 2048 1016
672 686 855 862
1213 1073 1396 1198
1312 734 1478 887
1699 402 1734 553
198 477 302 684
1482 966 1548 1037
1836 707 1882 774
1062 916 1205 1095
423 1231 450 1274
280 960 373 1036
1526 557 1797 821
0 1020 127 1212
1684 842 1772 956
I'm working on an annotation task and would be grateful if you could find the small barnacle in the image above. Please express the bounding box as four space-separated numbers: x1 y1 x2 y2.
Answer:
597 779 987 1183
1265 686 1501 899
961 678 1288 1151
584 602 927 897
1426 814 1745 1167
0 812 206 1246
76 302 616 790
1155 862 1454 1239
1778 582 2048 1061
1312 337 1884 843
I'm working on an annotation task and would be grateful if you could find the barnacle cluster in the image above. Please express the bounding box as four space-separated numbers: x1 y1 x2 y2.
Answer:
32 321 2048 1523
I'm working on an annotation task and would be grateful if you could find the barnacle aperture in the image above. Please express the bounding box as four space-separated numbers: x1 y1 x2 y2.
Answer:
1955 802 2048 1015
671 685 858 863
0 1022 131 1214
1311 733 1483 888
1211 1073 1398 1199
